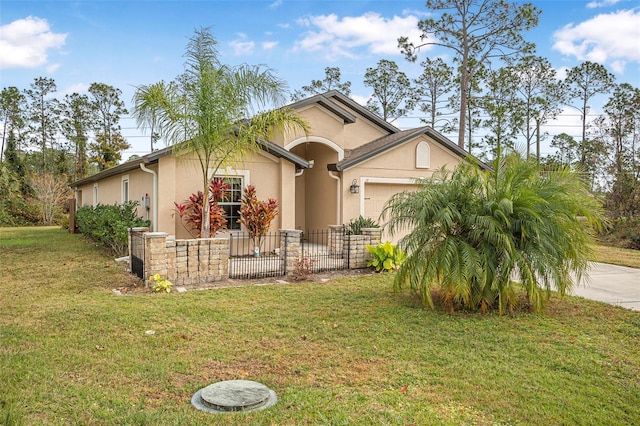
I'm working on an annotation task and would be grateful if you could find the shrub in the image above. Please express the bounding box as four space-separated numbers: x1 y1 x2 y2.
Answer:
238 185 279 255
347 215 379 235
174 179 229 238
366 241 406 272
292 257 315 281
384 154 605 314
149 274 173 293
76 201 149 255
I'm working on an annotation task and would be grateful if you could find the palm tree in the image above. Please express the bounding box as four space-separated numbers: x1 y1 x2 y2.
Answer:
383 153 604 314
131 81 170 152
134 28 309 238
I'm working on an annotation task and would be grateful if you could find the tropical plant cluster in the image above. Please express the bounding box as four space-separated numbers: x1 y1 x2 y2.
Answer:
75 201 150 255
174 180 280 257
384 154 605 314
238 185 279 253
149 273 173 293
366 241 406 272
174 178 230 238
347 215 379 235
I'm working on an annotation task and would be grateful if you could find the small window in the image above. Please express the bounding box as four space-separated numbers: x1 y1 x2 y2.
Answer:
416 141 431 169
216 177 243 230
122 177 130 203
93 184 99 207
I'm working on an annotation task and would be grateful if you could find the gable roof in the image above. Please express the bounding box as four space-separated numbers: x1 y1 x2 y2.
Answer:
328 125 489 172
289 90 399 134
71 139 310 187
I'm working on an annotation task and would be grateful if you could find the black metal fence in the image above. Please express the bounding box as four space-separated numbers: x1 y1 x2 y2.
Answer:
226 226 382 280
130 229 145 280
301 229 348 272
229 232 286 279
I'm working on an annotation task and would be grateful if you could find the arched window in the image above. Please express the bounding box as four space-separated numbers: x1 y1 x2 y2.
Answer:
416 142 430 169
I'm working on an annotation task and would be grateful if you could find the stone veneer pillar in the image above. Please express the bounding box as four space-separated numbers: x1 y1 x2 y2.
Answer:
347 227 382 269
280 229 302 274
144 232 169 281
328 225 344 256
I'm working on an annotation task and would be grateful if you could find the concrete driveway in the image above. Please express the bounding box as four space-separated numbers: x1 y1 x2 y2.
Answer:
571 262 640 311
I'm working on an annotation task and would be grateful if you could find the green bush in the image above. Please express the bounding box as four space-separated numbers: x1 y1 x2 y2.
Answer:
366 241 406 272
75 201 149 255
384 154 605 314
347 215 379 235
0 198 41 226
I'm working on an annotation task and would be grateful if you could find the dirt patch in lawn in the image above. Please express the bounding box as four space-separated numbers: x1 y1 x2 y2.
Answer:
114 268 378 295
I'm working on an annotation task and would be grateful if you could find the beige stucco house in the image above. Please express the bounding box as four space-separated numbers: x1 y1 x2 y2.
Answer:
71 90 472 242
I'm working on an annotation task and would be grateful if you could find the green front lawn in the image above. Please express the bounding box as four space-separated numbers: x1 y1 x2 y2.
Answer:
1 227 639 425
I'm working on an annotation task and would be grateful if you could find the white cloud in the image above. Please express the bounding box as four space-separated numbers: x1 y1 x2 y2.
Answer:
229 34 255 55
586 0 621 9
59 83 90 97
555 66 570 80
552 9 640 73
350 94 370 108
262 41 278 50
0 16 67 69
293 12 423 60
269 0 283 9
46 63 61 73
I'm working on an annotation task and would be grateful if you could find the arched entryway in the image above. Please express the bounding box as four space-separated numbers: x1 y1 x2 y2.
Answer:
285 137 343 231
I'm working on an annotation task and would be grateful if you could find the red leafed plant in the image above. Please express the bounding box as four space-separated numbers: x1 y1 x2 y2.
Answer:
238 185 279 255
174 178 230 238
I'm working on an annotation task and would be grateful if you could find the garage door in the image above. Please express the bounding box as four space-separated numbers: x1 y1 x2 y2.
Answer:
364 183 417 245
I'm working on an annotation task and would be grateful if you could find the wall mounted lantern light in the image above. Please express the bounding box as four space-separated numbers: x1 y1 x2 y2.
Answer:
349 179 360 194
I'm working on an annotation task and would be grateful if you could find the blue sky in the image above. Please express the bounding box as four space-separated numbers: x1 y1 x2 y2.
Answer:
1 0 639 158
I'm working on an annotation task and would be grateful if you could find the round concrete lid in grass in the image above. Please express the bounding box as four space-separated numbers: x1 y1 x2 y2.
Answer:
191 380 277 413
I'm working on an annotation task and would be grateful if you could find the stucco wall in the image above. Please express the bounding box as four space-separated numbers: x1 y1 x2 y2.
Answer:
165 150 292 238
341 136 463 227
293 105 388 152
75 167 153 221
291 142 340 231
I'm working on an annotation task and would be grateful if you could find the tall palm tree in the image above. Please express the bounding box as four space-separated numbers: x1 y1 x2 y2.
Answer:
134 28 309 238
383 153 605 314
131 81 170 152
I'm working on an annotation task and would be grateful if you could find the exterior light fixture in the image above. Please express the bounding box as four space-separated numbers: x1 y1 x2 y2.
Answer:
349 179 360 194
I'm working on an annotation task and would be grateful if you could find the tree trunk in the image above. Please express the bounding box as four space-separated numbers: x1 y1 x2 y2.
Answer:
458 47 470 150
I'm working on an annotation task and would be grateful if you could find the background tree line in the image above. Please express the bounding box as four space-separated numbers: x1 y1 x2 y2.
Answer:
0 78 128 226
293 60 639 218
1 0 638 229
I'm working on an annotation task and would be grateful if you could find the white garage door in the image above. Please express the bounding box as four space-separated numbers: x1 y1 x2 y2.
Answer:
364 183 417 246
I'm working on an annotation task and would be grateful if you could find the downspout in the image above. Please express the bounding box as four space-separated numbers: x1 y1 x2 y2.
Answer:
139 163 158 232
328 171 341 224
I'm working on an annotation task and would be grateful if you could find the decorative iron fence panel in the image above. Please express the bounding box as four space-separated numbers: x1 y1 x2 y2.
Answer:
229 232 286 279
301 228 349 272
130 229 145 280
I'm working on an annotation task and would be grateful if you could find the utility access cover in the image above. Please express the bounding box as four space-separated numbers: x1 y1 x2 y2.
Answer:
191 380 277 413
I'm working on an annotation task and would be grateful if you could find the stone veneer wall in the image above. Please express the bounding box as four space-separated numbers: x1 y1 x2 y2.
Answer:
346 228 382 269
130 226 381 286
328 226 381 269
130 230 229 286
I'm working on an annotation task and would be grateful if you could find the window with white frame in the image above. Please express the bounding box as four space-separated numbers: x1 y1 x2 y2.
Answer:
93 184 99 207
416 141 431 169
216 176 243 230
122 176 130 203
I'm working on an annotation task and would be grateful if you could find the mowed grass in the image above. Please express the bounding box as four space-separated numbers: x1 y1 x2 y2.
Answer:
1 227 639 425
592 244 640 269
